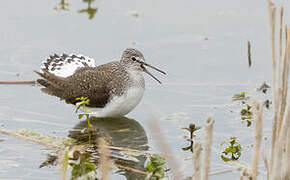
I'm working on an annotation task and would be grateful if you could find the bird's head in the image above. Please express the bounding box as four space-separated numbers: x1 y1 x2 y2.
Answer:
120 48 166 84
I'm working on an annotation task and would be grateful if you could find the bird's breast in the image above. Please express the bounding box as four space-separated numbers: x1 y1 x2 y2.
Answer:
94 86 144 117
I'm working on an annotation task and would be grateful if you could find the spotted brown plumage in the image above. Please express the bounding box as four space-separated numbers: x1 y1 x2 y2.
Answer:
35 48 166 117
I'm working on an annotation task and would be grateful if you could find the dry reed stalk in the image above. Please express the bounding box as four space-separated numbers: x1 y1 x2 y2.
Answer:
0 128 58 149
272 98 290 179
201 115 214 180
192 141 201 180
98 138 110 180
267 0 278 173
270 25 290 179
277 27 289 139
262 149 269 180
276 6 284 134
0 80 36 84
251 102 263 180
148 120 181 179
209 170 233 176
286 25 288 42
278 6 284 68
283 125 290 179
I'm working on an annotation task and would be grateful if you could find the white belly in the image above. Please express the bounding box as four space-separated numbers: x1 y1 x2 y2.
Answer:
85 87 144 117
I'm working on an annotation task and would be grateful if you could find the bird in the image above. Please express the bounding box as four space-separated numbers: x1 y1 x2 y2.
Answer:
35 48 166 117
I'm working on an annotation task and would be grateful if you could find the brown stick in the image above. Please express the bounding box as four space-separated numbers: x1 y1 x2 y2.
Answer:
0 80 37 85
247 41 252 67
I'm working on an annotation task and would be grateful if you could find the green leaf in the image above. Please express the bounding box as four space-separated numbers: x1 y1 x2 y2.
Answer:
71 164 81 177
220 141 228 146
221 155 231 162
78 114 84 119
151 156 166 166
145 161 154 172
85 163 96 174
154 168 165 178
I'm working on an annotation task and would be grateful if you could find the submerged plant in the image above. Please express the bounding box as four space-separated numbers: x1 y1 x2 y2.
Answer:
182 123 201 152
232 92 248 101
257 82 270 94
54 0 69 11
145 155 166 180
76 97 92 127
69 152 97 179
240 101 253 127
220 137 242 162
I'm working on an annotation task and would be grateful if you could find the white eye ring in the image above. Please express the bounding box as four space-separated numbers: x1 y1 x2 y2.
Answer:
131 56 137 61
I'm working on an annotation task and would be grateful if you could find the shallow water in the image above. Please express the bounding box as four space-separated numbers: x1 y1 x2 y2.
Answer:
0 0 289 179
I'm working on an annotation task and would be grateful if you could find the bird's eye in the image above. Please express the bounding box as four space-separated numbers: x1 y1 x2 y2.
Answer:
131 56 136 61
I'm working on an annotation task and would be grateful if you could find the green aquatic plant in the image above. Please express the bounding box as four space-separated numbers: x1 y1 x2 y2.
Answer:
182 123 201 152
145 155 166 180
54 0 69 11
220 137 242 162
232 92 248 101
70 152 97 179
240 101 253 127
78 0 98 19
76 97 92 127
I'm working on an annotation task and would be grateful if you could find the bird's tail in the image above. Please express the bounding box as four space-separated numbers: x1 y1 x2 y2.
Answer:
34 69 68 98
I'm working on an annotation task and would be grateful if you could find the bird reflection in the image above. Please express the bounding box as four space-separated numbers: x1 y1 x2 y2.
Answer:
68 117 149 180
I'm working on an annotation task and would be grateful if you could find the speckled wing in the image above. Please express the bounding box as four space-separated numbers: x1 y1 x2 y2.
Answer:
40 53 96 77
63 67 112 107
36 63 118 108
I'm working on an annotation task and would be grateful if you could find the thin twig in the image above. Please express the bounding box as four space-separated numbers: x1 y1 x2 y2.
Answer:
116 164 148 175
0 80 36 85
209 169 233 176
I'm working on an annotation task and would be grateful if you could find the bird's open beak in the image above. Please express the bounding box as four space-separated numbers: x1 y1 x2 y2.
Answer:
138 61 166 84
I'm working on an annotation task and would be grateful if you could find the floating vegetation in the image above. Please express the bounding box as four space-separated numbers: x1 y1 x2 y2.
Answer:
54 0 69 11
240 101 253 127
257 82 271 94
232 92 248 101
264 99 272 109
78 0 98 19
16 128 75 147
220 137 242 162
182 123 201 152
145 155 166 180
54 0 98 19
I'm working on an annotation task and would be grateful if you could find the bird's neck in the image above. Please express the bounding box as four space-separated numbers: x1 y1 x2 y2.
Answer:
126 68 145 89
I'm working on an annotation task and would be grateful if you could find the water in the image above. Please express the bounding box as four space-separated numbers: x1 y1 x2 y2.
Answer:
0 0 289 179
